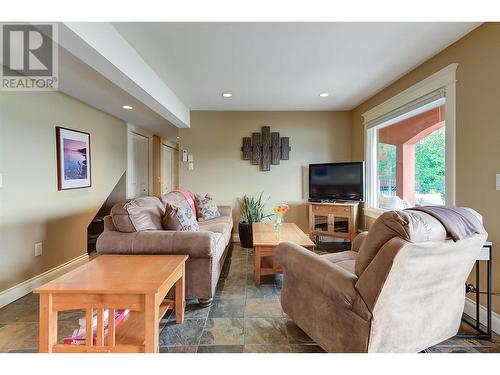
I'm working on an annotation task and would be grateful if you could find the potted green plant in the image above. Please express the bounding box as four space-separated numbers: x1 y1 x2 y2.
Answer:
238 192 271 248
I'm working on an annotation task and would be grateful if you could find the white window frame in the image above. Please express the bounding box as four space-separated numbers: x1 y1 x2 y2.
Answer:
362 63 457 219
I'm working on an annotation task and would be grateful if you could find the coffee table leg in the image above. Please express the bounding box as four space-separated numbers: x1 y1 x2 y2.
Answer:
144 294 159 353
39 294 57 353
175 264 185 324
254 247 261 286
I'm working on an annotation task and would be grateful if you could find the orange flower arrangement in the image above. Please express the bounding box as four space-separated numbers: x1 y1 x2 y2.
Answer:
272 204 289 214
272 204 288 235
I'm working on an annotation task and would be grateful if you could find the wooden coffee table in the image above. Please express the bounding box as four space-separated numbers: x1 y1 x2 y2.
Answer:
252 222 315 285
34 254 188 353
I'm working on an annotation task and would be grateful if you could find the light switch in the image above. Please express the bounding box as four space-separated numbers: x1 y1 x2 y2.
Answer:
188 154 194 162
496 174 500 191
34 242 43 257
182 150 188 162
188 162 194 171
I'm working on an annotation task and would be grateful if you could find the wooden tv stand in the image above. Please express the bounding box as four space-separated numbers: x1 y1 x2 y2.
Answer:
308 201 360 242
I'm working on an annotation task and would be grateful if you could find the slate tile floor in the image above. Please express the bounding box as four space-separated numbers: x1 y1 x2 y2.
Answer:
0 243 499 353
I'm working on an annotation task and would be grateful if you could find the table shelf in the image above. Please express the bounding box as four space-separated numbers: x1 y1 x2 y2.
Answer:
102 299 175 350
34 255 187 353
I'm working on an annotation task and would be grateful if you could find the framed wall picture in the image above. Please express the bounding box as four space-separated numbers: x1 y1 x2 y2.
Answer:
56 127 91 190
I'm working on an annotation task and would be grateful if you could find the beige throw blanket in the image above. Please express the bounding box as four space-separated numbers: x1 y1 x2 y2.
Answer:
407 206 486 242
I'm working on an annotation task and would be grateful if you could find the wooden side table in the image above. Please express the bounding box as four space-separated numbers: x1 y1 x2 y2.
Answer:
34 255 188 353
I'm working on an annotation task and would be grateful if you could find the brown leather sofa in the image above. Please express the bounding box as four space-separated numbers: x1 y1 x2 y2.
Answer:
275 209 487 352
96 191 233 307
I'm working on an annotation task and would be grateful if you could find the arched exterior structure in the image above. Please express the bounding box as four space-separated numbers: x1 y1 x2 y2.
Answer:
378 106 445 205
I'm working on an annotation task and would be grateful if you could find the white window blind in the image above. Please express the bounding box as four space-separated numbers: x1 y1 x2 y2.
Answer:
365 88 446 130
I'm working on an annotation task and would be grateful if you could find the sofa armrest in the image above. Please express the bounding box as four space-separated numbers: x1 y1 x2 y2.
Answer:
275 242 359 308
96 230 218 258
103 215 116 232
217 205 232 217
351 231 368 253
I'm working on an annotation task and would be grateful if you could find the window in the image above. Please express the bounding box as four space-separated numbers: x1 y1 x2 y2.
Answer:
374 100 446 210
363 64 456 215
378 143 396 198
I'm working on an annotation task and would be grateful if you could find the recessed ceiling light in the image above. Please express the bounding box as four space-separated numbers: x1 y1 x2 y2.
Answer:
176 136 180 139
319 93 329 97
122 105 133 110
222 93 233 98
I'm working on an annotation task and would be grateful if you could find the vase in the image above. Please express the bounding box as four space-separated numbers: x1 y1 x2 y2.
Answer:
273 213 283 237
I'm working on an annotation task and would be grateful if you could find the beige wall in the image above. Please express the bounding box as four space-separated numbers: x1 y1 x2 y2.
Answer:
179 111 352 231
0 90 127 292
351 23 500 314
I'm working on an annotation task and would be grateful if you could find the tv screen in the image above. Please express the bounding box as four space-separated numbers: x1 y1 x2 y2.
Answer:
309 162 364 201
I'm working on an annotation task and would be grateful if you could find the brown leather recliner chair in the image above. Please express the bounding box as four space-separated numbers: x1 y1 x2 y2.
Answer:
275 209 487 352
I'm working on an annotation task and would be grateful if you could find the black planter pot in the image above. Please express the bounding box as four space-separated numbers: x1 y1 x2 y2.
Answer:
238 221 253 248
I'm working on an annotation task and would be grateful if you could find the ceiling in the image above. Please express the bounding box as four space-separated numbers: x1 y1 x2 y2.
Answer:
49 22 480 137
58 47 180 139
113 22 480 111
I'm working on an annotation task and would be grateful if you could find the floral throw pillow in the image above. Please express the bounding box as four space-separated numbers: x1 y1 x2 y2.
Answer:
195 194 221 221
162 203 199 231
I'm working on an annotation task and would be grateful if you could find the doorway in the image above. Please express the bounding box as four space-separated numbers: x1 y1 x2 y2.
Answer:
127 131 149 198
163 143 179 194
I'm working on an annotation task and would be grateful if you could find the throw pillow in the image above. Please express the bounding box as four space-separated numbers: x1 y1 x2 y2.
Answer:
111 196 164 232
175 189 197 216
160 190 197 218
195 194 221 221
162 203 199 231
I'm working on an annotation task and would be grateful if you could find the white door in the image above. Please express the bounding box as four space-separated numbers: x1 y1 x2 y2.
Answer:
127 131 149 198
163 144 176 193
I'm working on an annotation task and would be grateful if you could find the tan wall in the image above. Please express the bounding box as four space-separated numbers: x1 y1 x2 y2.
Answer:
351 23 500 314
179 111 352 232
0 90 127 292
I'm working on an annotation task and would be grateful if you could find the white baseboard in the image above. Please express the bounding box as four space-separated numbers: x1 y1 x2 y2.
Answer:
232 233 240 243
0 253 89 309
463 297 500 335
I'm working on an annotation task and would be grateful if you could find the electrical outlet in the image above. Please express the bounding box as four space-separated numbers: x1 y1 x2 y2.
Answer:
34 242 43 257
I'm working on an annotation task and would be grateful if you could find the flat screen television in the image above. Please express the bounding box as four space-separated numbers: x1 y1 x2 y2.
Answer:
309 162 364 202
